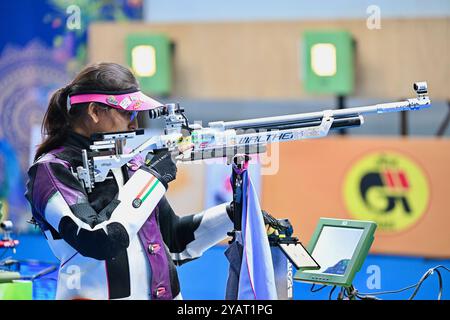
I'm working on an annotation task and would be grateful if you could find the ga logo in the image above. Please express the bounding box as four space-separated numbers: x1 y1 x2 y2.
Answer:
343 152 429 232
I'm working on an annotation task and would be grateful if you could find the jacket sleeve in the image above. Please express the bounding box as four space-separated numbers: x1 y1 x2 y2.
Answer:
158 196 233 265
26 159 166 260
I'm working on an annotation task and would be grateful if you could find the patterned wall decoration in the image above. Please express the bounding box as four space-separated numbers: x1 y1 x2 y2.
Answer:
0 42 70 231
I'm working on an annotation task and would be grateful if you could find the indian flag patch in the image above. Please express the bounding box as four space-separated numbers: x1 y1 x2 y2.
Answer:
132 176 160 208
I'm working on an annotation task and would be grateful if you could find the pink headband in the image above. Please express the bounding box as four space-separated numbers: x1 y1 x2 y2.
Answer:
67 91 163 112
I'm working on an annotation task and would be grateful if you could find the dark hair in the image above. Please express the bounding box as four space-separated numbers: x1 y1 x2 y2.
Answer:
34 62 139 161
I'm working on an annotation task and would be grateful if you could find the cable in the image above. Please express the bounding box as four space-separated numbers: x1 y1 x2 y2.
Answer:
337 287 346 300
408 268 434 300
408 265 449 300
308 265 449 300
435 269 443 300
356 293 381 300
434 265 450 272
355 265 450 300
345 287 356 300
310 284 328 293
328 285 337 300
357 283 418 296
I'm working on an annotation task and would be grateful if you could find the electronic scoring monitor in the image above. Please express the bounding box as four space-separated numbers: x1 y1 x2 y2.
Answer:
294 218 377 287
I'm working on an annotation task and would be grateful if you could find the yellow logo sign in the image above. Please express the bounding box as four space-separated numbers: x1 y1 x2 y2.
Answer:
343 152 429 232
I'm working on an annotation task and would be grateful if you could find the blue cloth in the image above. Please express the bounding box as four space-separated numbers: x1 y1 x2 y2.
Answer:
225 166 277 300
224 240 243 300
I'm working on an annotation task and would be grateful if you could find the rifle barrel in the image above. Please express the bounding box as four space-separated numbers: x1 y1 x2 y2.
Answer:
209 98 429 131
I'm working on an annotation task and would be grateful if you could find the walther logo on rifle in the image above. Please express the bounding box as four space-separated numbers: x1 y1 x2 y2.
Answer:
238 132 295 145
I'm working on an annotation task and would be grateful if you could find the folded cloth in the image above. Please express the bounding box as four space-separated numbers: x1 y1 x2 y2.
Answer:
225 164 277 300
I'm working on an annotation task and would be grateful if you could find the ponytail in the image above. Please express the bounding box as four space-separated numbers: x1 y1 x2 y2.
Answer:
34 87 72 161
34 62 140 161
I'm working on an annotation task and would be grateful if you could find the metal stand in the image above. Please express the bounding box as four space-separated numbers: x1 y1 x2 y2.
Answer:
401 111 409 136
226 156 294 299
336 95 347 135
436 100 450 137
227 155 249 243
337 285 358 300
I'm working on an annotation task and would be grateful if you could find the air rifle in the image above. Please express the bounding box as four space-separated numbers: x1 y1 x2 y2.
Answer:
74 82 430 192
